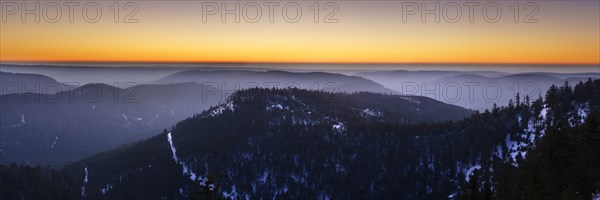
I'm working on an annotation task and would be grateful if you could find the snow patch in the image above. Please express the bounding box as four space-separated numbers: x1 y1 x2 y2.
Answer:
166 132 203 183
258 170 269 185
360 108 383 117
146 114 159 125
500 105 550 166
222 185 238 199
448 193 457 199
290 173 306 185
210 101 234 117
266 103 286 111
526 119 537 144
540 106 548 119
122 114 131 125
464 164 481 181
400 96 421 104
335 163 346 174
494 145 503 158
578 107 587 123
83 167 88 183
506 134 528 164
577 103 589 124
318 193 331 200
593 191 600 200
81 166 88 197
50 136 58 149
101 184 113 194
167 133 179 163
332 122 345 132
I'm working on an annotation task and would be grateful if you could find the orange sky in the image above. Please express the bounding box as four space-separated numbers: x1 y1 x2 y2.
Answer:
1 1 599 64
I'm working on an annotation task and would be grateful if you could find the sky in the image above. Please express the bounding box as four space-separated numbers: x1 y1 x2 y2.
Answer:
1 0 599 65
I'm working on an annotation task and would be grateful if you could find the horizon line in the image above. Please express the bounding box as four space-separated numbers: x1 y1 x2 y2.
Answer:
2 61 599 67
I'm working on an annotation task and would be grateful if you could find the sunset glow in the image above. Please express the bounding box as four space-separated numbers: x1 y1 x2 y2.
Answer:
1 1 599 64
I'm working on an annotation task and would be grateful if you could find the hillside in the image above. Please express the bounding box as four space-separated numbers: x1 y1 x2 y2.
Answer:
68 88 474 199
0 82 222 164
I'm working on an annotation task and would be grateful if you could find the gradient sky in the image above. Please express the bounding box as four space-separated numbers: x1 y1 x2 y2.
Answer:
1 0 599 64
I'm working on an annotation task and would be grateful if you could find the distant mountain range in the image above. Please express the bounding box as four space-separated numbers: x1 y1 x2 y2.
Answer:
355 70 599 110
154 70 399 94
0 71 72 95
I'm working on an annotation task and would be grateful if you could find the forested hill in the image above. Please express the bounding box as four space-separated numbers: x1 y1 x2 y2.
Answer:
459 79 600 200
66 88 475 199
226 88 474 124
4 79 598 199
